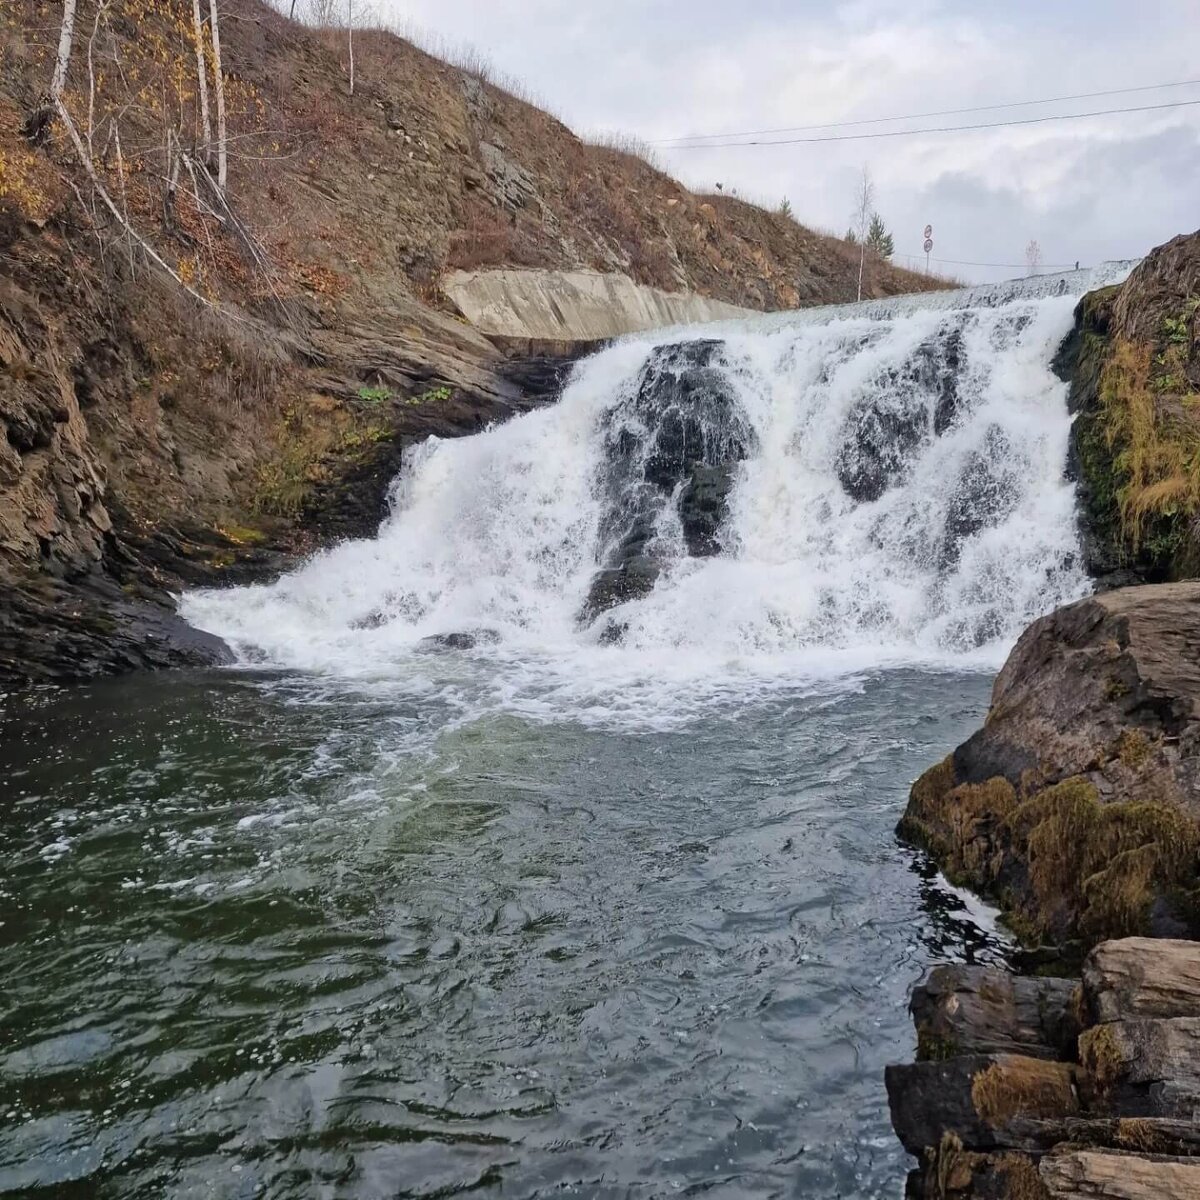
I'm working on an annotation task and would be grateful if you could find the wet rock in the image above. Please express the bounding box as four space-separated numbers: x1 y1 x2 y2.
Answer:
835 329 963 503
933 330 965 435
679 463 737 557
911 965 1080 1062
581 341 751 621
421 629 501 651
836 393 928 503
0 567 232 687
940 426 1022 568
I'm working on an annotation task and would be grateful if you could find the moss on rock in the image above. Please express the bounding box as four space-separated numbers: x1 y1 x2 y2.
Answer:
900 764 1200 948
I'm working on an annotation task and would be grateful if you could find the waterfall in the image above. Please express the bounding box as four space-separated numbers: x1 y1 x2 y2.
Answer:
183 265 1134 710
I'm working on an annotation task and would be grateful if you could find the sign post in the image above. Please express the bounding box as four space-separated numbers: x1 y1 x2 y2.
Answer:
923 225 934 275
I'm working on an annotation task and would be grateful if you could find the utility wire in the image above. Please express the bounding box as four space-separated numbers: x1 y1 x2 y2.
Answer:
662 98 1200 149
656 78 1200 144
912 255 1081 269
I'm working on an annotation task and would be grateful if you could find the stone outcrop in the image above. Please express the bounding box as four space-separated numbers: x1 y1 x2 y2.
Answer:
901 582 1200 950
888 938 1200 1198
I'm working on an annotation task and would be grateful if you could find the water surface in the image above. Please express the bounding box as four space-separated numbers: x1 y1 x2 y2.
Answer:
1 668 1006 1198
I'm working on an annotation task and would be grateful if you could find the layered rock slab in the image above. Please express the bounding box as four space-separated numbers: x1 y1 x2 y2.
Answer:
889 938 1200 1199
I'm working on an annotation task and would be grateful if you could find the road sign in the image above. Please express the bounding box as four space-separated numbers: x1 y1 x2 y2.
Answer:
923 224 933 240
923 238 934 254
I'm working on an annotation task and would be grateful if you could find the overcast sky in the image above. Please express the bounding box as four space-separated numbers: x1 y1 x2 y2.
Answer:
377 0 1200 283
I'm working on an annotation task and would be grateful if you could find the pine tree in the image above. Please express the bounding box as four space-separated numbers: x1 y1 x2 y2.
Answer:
866 213 894 259
779 197 793 219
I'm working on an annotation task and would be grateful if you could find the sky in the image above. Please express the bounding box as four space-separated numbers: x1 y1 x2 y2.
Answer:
374 0 1200 284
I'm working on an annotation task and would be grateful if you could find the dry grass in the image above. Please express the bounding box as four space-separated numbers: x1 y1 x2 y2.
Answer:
970 1058 1078 1125
1099 330 1200 550
583 131 664 172
902 759 1200 944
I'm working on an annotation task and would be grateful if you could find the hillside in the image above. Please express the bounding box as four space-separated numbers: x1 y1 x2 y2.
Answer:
0 0 943 683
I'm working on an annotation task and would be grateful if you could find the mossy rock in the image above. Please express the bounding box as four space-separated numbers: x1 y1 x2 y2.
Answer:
900 766 1200 949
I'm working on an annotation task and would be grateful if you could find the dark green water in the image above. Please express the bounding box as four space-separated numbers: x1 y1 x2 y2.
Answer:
0 668 1006 1198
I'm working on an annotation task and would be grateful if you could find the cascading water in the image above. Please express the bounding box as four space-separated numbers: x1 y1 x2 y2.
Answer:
184 264 1133 717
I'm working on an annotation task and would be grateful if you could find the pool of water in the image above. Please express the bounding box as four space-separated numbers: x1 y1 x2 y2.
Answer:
0 665 1009 1199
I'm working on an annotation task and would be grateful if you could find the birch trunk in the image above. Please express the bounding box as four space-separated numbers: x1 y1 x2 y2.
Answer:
191 0 213 160
50 0 79 100
208 0 227 192
347 0 354 96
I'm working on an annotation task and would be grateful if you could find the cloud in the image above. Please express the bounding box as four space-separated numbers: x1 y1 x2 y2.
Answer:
377 0 1200 281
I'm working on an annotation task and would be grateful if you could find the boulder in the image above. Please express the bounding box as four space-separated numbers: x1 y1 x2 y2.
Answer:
1078 1018 1200 1116
1083 938 1200 1024
582 341 751 622
886 1054 1080 1156
911 965 1079 1062
900 583 1200 947
1040 1148 1200 1199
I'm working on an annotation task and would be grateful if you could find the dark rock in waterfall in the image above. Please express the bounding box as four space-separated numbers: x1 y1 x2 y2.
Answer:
421 629 502 651
679 464 738 557
939 425 1022 568
581 341 752 622
932 330 964 435
836 398 928 503
581 514 663 621
836 328 966 503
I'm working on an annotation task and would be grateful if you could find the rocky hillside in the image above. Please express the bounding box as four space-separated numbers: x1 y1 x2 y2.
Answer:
0 0 941 686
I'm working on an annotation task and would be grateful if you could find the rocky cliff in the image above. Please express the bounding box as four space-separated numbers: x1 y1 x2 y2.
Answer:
0 0 940 686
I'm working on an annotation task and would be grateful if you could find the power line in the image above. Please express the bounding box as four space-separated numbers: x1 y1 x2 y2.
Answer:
656 78 1200 144
911 255 1080 270
662 98 1200 149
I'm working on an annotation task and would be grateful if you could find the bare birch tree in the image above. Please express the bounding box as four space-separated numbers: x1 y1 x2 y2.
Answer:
209 0 228 193
191 0 213 162
50 0 78 101
852 166 875 303
347 0 354 95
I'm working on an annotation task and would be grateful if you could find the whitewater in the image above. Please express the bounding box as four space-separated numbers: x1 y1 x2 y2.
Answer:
183 265 1132 726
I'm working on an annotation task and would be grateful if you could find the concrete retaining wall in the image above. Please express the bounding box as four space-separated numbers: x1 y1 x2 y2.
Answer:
443 268 759 342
